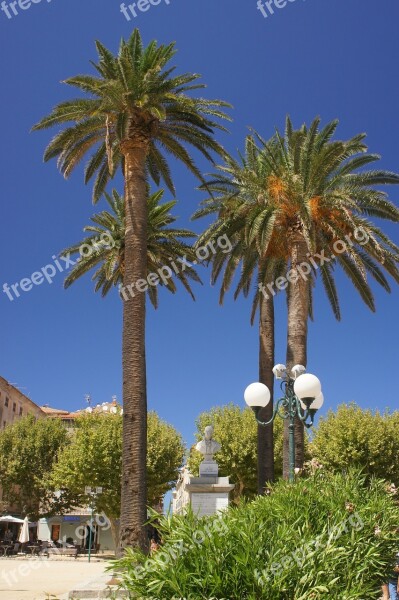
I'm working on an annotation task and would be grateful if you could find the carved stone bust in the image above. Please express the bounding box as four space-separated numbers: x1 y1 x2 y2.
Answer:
195 425 221 462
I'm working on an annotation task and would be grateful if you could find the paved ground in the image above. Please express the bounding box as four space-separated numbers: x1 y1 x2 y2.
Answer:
0 557 111 600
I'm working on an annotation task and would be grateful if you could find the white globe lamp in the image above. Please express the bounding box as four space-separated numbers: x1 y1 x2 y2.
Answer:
294 373 321 400
244 382 271 408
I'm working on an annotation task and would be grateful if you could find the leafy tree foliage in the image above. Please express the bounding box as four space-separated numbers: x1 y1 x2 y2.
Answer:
310 403 399 485
50 411 185 547
0 415 69 517
147 411 186 506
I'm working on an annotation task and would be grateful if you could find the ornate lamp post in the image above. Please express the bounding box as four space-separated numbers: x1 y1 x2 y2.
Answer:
244 364 324 483
84 486 103 563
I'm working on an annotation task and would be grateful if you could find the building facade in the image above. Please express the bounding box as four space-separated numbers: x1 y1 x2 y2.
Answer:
37 509 115 554
0 376 45 511
0 376 44 430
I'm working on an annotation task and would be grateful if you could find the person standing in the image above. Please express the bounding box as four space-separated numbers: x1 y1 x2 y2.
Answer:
4 529 13 543
385 553 399 600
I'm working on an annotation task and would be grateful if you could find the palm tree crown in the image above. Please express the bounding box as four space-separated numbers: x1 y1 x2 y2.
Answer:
194 117 399 321
32 29 231 201
62 189 201 307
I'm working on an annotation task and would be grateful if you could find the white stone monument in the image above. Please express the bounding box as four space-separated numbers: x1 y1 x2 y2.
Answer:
195 425 221 476
172 426 235 518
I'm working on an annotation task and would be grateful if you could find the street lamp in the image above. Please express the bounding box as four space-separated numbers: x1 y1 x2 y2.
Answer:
244 364 324 483
84 486 103 563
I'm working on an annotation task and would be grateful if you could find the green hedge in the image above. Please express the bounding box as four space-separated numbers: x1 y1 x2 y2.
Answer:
115 470 399 599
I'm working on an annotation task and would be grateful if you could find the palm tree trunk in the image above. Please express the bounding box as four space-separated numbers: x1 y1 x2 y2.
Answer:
283 236 309 479
119 139 149 553
258 293 275 491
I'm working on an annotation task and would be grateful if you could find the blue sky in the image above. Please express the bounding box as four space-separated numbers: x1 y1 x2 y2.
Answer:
0 0 398 452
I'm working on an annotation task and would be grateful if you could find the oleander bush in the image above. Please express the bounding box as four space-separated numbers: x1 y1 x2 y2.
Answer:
114 470 399 599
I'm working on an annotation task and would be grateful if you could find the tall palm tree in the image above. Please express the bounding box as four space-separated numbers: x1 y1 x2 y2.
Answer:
33 29 230 551
195 118 399 480
62 188 201 305
193 137 287 491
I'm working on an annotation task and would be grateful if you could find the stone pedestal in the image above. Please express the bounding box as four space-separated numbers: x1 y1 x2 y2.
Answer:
172 468 235 517
199 459 218 477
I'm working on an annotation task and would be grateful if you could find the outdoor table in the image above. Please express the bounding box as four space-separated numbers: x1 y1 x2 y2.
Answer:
0 544 12 556
27 545 41 556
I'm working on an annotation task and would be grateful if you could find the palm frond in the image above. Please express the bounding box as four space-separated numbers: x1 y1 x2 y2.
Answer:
62 188 201 304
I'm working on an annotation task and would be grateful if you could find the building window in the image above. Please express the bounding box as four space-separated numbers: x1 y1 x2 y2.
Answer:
12 402 16 413
5 397 9 407
19 407 23 416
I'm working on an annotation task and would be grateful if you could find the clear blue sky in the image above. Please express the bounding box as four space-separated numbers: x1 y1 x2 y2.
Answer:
0 0 398 451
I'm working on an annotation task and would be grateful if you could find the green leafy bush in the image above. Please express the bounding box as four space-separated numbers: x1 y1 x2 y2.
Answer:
115 471 399 599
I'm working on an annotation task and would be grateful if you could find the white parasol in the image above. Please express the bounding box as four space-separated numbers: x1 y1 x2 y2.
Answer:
18 517 30 544
0 515 24 523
